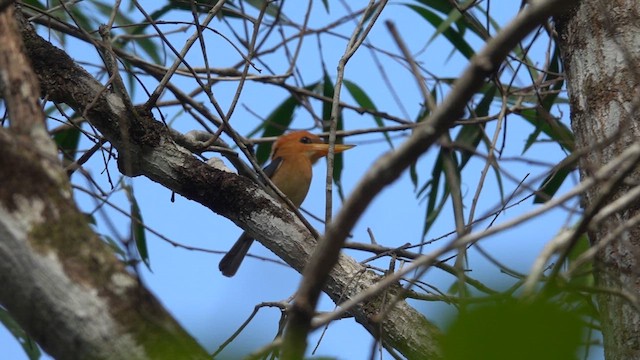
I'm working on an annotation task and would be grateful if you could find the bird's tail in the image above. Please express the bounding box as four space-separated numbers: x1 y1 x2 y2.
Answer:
218 232 254 277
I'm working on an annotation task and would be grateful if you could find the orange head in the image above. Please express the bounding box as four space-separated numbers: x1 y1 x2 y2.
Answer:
270 131 355 164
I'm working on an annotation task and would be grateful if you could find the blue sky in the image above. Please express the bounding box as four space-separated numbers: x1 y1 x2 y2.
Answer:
3 1 601 359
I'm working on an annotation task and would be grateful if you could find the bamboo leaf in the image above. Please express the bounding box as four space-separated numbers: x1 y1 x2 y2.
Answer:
444 300 582 360
566 233 593 287
407 5 475 59
256 97 298 164
425 4 463 47
255 83 320 164
422 154 449 237
245 0 290 22
410 161 419 189
92 1 162 64
344 79 393 148
519 108 574 154
534 164 573 204
123 184 150 270
413 0 454 14
0 307 41 360
321 0 329 12
53 125 81 167
322 71 348 200
457 84 494 167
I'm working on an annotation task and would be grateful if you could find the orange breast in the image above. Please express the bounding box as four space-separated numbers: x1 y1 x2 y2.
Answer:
269 155 313 208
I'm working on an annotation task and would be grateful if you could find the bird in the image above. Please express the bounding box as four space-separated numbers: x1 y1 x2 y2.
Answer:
218 130 355 277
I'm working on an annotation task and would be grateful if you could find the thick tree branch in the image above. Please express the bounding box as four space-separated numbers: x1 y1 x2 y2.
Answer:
14 7 440 359
0 5 209 359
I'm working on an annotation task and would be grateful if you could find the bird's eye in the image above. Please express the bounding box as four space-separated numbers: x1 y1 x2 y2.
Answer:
300 136 311 144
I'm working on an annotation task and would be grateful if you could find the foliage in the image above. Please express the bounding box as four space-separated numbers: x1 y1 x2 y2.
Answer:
1 0 603 359
443 298 584 360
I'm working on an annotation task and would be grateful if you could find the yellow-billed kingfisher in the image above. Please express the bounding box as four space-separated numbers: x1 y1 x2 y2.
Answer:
218 131 354 277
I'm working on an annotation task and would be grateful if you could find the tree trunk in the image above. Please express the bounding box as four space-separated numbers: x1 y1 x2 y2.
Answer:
557 1 640 358
1 6 442 359
0 5 210 360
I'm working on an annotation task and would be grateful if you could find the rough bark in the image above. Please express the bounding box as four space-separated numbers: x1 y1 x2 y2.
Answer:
3 6 442 359
557 0 640 358
0 5 209 360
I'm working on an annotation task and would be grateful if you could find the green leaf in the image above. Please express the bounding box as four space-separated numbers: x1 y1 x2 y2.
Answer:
321 71 348 200
412 92 451 236
414 0 490 41
563 234 594 290
425 4 463 48
332 114 348 201
343 79 393 149
409 161 419 189
53 125 81 165
421 154 450 237
454 124 482 167
458 84 505 201
255 83 320 164
518 108 574 154
523 44 569 153
522 122 542 154
411 87 441 190
256 97 298 164
22 0 46 9
147 3 177 23
419 85 499 236
321 0 329 12
456 84 494 167
443 300 583 360
407 5 475 59
567 233 589 264
245 0 290 22
473 84 495 117
0 307 41 360
413 0 454 14
84 212 97 226
123 184 150 270
533 162 574 203
102 234 126 257
423 185 449 238
68 3 95 40
92 1 162 64
322 71 334 125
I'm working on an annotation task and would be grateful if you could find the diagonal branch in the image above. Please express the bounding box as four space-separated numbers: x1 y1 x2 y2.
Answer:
16 6 441 359
288 0 579 356
0 5 209 359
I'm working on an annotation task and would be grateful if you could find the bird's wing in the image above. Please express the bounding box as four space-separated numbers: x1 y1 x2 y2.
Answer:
262 156 283 181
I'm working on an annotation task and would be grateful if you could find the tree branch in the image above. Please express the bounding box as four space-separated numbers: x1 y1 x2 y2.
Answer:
0 5 209 359
15 6 440 359
288 0 579 356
